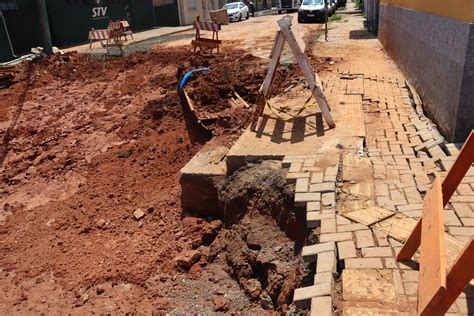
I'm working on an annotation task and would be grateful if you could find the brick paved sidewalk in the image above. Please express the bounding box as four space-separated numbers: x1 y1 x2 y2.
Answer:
290 5 473 315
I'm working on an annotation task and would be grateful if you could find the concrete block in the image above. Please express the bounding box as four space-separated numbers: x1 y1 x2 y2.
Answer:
355 230 375 248
296 177 309 193
307 201 321 212
310 296 333 316
314 271 334 285
345 258 383 269
320 232 353 243
362 247 394 258
302 242 336 263
307 212 334 229
316 251 336 274
337 223 367 232
322 192 336 207
293 283 332 309
295 192 321 207
309 172 324 186
321 218 337 234
337 240 357 259
309 182 336 193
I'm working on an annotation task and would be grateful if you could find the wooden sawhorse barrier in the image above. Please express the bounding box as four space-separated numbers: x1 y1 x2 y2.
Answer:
397 130 474 316
251 15 335 130
191 16 221 55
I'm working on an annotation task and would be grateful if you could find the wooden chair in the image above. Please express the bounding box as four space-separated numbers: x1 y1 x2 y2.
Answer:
397 130 474 315
191 16 222 55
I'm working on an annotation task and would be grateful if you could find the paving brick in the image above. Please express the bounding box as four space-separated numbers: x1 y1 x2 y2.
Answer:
449 195 474 203
337 223 367 232
295 192 321 206
373 229 390 246
374 183 389 196
337 240 357 259
355 230 375 248
307 212 334 229
303 158 317 167
448 226 474 236
321 192 336 207
314 271 333 285
295 177 309 193
444 209 462 226
397 203 422 212
400 270 419 282
289 162 302 173
310 296 333 316
309 182 335 193
286 172 311 183
362 247 393 257
392 270 404 294
320 232 353 243
451 203 473 217
321 218 337 234
402 210 422 218
384 257 398 269
293 283 332 309
325 165 338 176
310 172 324 184
460 217 474 226
307 201 321 212
302 242 336 262
321 209 336 215
403 282 418 296
316 251 336 273
336 215 351 226
344 258 383 269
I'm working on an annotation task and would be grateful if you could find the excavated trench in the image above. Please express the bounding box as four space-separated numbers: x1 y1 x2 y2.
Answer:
184 160 310 312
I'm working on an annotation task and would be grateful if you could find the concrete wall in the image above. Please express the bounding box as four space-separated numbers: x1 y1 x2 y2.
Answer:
179 0 224 25
378 3 474 142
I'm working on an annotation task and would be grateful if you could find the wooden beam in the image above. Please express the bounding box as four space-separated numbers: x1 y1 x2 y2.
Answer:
397 130 473 261
442 130 474 203
396 219 422 261
418 176 447 315
277 17 335 128
430 238 474 315
261 30 285 98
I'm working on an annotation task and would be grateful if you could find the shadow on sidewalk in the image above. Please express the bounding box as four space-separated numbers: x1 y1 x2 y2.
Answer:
349 29 377 40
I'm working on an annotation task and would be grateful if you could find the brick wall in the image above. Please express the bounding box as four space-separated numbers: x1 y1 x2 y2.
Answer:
378 4 474 142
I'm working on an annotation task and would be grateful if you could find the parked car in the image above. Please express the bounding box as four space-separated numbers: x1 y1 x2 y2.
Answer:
298 0 327 23
224 2 249 22
276 0 300 14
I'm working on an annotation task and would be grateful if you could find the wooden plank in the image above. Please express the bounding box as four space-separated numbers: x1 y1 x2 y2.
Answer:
292 26 306 53
343 206 395 226
430 238 474 316
442 130 474 203
418 177 447 315
277 17 335 128
372 213 418 241
261 30 285 98
396 220 421 261
397 131 473 261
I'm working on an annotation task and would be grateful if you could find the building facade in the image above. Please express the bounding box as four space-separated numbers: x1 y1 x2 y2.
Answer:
377 0 474 142
0 0 155 62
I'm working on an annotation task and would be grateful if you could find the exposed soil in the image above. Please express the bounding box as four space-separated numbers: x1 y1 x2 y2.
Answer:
0 46 269 314
0 34 334 312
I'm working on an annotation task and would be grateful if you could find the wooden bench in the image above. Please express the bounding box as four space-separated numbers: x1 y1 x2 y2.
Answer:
191 16 222 55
